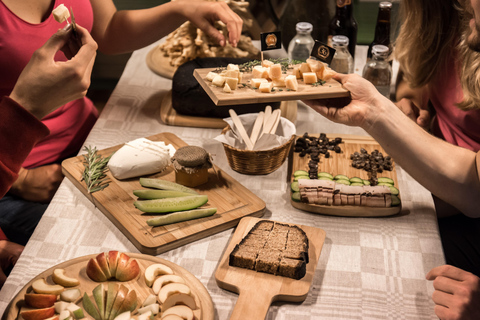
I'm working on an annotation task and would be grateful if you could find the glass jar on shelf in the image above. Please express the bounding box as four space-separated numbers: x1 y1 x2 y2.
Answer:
287 22 315 62
362 45 392 98
329 35 354 74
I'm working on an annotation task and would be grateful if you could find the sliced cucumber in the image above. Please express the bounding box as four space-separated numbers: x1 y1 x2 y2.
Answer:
378 182 394 187
146 208 217 226
291 192 301 202
349 177 363 184
335 179 351 185
318 172 334 179
350 183 364 186
318 176 333 181
391 195 401 206
139 178 198 194
363 179 371 185
293 170 309 177
388 186 399 196
378 177 394 185
293 175 310 181
291 181 300 192
133 190 194 200
334 174 349 181
134 195 208 213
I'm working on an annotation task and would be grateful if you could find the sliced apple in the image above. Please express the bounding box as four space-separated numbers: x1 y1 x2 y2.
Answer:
137 311 153 320
82 292 102 320
54 301 70 314
92 284 105 320
52 269 80 287
160 305 194 320
116 255 139 282
25 293 57 308
144 263 173 287
142 294 157 307
152 275 185 295
66 302 84 319
158 283 191 305
58 310 71 320
32 278 64 295
161 293 196 312
104 283 119 320
112 311 130 320
107 284 129 320
116 288 138 316
20 306 55 320
86 258 108 282
44 316 60 320
60 288 81 302
95 252 112 279
137 303 159 315
107 251 121 277
161 315 183 320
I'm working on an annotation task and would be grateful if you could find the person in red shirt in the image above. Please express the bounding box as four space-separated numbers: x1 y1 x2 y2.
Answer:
0 24 97 287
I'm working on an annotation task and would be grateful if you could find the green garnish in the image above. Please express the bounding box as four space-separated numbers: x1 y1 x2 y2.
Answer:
81 146 112 193
312 80 327 87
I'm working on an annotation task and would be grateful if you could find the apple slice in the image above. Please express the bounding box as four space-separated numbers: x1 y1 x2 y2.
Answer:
107 251 121 277
158 283 191 304
137 303 159 315
104 283 119 320
20 306 55 320
82 292 102 320
66 302 84 319
54 301 70 314
116 288 137 316
160 305 194 320
44 316 60 320
161 315 183 320
52 269 80 287
152 275 185 295
116 255 140 282
107 284 128 320
58 310 71 320
60 288 81 302
142 294 157 307
92 284 105 320
95 252 112 279
86 258 108 282
161 293 196 312
25 293 57 308
137 311 152 320
144 263 173 287
112 311 130 320
32 278 64 295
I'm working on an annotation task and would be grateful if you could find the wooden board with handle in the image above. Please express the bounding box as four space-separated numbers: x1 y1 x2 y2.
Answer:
61 133 266 255
289 133 401 217
215 217 326 320
193 68 350 106
2 253 213 320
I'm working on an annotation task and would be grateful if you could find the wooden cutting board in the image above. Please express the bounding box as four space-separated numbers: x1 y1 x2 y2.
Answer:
2 253 213 320
146 45 177 79
61 133 266 255
215 217 326 320
193 68 350 106
289 133 401 217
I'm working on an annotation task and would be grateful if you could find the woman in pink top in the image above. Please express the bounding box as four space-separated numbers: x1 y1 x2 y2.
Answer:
0 0 243 245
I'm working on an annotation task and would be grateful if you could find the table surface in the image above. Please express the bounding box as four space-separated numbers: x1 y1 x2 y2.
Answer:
0 43 443 320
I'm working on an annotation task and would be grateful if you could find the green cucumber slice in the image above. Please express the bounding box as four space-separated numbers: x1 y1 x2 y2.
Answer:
335 179 351 185
318 176 333 181
146 208 217 226
134 195 208 213
388 186 399 196
133 190 194 199
378 182 394 187
363 180 371 185
318 172 334 179
293 170 309 177
291 182 300 192
139 178 198 194
350 183 364 186
293 175 310 181
378 177 394 185
334 174 349 181
391 195 401 206
349 177 363 183
291 192 301 202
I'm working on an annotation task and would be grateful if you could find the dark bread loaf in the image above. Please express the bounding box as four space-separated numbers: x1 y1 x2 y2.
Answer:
172 57 280 118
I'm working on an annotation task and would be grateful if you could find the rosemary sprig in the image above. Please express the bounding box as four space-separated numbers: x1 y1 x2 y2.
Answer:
214 58 306 73
81 146 112 193
311 79 327 87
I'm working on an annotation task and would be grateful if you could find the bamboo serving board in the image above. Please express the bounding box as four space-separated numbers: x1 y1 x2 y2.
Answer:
215 217 325 320
146 46 177 79
61 133 266 255
289 133 401 217
2 253 213 320
193 68 350 106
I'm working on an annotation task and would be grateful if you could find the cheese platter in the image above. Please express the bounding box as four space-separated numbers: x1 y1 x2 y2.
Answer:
61 133 266 255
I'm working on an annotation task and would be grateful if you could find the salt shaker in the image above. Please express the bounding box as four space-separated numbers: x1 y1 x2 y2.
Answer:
287 22 315 62
362 45 392 98
330 35 354 74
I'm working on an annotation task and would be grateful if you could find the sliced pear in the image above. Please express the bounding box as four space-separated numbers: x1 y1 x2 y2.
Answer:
161 293 196 312
161 315 183 320
52 269 80 287
160 305 194 320
82 292 102 320
66 303 84 319
105 283 119 320
32 278 64 295
144 263 173 287
142 294 157 307
152 275 185 295
108 284 129 320
116 288 138 316
158 283 191 304
92 284 105 320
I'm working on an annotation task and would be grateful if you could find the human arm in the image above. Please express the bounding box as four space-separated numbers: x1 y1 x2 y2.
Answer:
303 73 480 218
89 0 243 54
426 265 480 320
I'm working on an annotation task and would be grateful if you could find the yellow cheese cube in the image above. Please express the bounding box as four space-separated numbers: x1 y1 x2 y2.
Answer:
303 72 317 84
52 4 70 23
212 75 226 87
225 70 239 79
299 63 311 75
306 58 326 73
268 64 283 80
272 76 286 87
238 72 243 83
227 64 239 71
252 66 268 79
262 60 274 68
285 75 298 91
205 71 217 82
259 81 273 93
225 77 238 90
251 78 268 88
294 66 302 79
321 67 336 80
223 83 232 93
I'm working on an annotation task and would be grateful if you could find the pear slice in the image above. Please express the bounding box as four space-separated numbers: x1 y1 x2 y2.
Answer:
152 275 185 295
52 269 80 287
32 278 64 295
161 293 196 312
92 284 105 320
82 293 102 320
144 263 173 287
158 283 191 304
116 288 138 315
104 283 119 320
107 284 129 320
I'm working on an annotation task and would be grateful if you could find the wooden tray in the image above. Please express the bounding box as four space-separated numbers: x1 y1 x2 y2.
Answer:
215 217 326 320
159 90 298 129
146 46 177 79
289 134 401 217
61 133 266 255
2 253 213 320
193 68 350 106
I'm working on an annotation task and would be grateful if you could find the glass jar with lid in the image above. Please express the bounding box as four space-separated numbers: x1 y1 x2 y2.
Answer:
287 22 315 62
362 44 392 98
329 35 354 74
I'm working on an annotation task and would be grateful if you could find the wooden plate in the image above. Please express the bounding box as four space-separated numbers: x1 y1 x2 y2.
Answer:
61 133 266 255
146 46 177 79
289 133 401 217
215 217 326 320
2 253 213 320
193 68 350 106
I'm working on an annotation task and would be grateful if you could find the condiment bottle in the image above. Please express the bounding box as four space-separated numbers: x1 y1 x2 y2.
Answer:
327 0 358 58
367 2 392 61
330 35 354 74
287 22 315 62
362 45 392 98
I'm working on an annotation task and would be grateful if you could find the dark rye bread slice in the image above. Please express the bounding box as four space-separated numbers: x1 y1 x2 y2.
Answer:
229 220 309 280
172 57 281 118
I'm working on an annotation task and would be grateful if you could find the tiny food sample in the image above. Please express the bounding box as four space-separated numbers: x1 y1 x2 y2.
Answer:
229 220 309 280
52 4 70 23
108 138 175 180
86 251 140 282
171 146 213 187
82 283 137 320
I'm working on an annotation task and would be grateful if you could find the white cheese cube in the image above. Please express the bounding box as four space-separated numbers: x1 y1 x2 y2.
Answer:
306 58 325 73
238 72 243 83
262 60 274 68
252 66 268 79
205 71 217 82
272 76 286 87
303 72 318 84
223 83 232 93
212 75 226 87
299 63 311 75
259 81 273 93
268 64 283 80
225 77 238 90
285 75 298 91
227 64 239 71
52 4 70 23
225 70 239 79
294 65 302 79
251 78 268 88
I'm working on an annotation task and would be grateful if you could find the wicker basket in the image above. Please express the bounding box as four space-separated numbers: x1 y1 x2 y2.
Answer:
221 126 295 175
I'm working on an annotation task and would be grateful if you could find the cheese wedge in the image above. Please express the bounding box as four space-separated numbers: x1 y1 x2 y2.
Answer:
268 64 283 80
299 63 311 75
223 83 232 93
225 77 238 90
293 65 302 79
205 71 217 82
252 66 269 79
272 76 286 87
251 78 268 88
212 75 226 87
285 75 298 91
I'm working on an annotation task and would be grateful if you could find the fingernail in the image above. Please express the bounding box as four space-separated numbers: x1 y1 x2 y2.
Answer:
220 39 225 46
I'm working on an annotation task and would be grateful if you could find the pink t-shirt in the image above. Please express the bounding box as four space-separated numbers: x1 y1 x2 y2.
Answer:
429 59 480 152
0 0 98 168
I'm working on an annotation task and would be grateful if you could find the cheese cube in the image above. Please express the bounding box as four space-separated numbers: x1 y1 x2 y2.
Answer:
223 83 232 93
262 60 274 68
205 71 217 82
227 64 239 71
225 70 239 79
52 4 70 23
294 66 302 79
238 72 243 83
272 76 286 87
252 66 269 79
285 75 298 91
306 58 325 73
225 77 238 90
251 78 268 88
212 75 226 87
268 64 283 80
299 63 311 75
259 81 273 93
303 72 317 84
321 67 336 80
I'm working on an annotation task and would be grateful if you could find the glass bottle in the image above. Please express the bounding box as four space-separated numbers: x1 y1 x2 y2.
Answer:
362 45 392 98
367 2 392 61
287 22 315 62
327 0 358 58
330 35 354 74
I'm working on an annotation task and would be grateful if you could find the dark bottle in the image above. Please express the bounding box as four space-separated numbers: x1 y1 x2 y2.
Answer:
327 0 358 59
367 2 392 61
